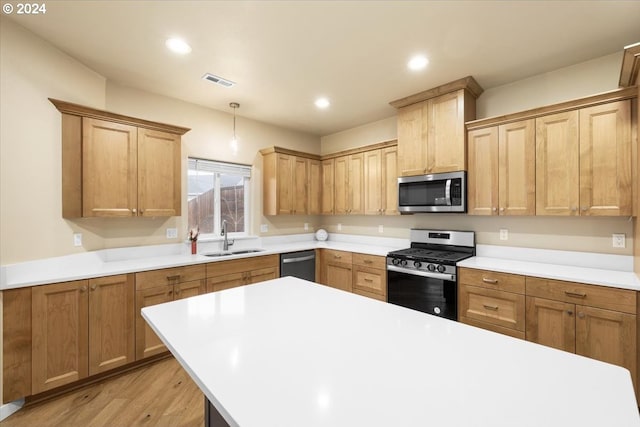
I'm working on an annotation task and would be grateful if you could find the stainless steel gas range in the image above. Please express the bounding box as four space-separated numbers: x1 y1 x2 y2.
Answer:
387 229 475 320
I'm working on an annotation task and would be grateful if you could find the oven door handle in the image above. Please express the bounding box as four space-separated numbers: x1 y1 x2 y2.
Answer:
387 265 455 281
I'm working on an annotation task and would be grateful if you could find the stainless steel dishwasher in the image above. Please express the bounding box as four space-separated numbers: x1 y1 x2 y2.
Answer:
280 250 316 281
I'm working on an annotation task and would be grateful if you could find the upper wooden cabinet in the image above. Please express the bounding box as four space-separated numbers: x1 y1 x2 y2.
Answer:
467 120 535 215
50 99 189 218
537 100 632 216
363 147 398 215
334 153 364 215
261 147 321 216
467 88 637 217
392 76 483 176
321 159 335 215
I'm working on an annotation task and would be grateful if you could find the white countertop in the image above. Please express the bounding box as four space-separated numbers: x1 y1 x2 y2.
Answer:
142 277 640 427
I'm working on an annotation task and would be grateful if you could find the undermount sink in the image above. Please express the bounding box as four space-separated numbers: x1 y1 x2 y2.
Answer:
203 249 265 257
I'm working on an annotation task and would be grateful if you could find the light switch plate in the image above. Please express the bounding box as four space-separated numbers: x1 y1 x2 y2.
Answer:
73 233 82 247
378 225 384 233
499 229 508 241
304 223 309 231
166 228 178 239
260 224 269 233
337 223 342 231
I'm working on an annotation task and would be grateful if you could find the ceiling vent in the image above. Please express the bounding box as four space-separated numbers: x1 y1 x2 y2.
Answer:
202 73 235 88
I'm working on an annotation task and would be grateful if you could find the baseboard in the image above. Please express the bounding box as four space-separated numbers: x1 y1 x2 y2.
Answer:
0 398 24 421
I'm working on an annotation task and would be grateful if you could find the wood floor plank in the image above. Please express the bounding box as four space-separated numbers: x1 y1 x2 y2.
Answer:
1 357 203 426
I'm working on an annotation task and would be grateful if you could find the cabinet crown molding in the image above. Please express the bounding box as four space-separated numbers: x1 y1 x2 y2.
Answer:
49 98 191 135
389 75 484 109
619 42 640 87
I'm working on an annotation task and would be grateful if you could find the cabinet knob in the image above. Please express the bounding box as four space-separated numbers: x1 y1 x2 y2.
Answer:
492 207 497 212
567 310 573 315
571 207 577 212
581 207 588 212
168 290 173 296
140 209 144 214
578 312 585 319
132 208 137 214
90 283 97 291
80 285 87 293
499 207 505 212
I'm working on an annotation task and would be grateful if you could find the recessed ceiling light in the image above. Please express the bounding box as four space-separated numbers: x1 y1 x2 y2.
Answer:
315 97 330 109
165 37 192 55
408 55 428 71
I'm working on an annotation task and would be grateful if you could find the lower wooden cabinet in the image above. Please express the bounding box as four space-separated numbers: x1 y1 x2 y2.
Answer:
458 268 526 339
318 249 353 292
352 253 386 301
135 265 206 360
31 274 135 394
525 276 637 396
206 255 280 292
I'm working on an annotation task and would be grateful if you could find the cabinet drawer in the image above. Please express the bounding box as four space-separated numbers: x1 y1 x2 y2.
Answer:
136 265 206 290
353 266 386 297
352 253 385 269
459 285 525 331
206 254 279 277
526 277 636 314
323 249 352 264
459 268 525 294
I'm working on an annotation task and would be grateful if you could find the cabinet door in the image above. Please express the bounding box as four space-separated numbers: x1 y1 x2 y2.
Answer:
536 111 579 215
325 262 353 292
82 118 137 217
576 305 636 380
525 297 575 353
382 146 398 215
293 156 309 215
88 274 135 375
348 153 365 214
321 159 334 215
397 102 428 176
499 120 536 215
308 159 322 215
353 266 386 297
363 149 383 215
32 281 89 393
427 91 467 173
247 267 279 284
467 127 498 215
579 101 632 216
334 156 349 215
276 153 294 215
135 286 173 360
137 128 181 217
208 273 246 292
175 279 206 300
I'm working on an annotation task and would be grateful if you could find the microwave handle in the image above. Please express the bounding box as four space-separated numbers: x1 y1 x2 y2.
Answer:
445 179 452 206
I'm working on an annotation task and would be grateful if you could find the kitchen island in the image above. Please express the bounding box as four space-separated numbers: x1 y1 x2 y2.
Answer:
142 277 639 427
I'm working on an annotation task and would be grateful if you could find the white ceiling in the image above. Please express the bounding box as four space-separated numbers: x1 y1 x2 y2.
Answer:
6 1 640 136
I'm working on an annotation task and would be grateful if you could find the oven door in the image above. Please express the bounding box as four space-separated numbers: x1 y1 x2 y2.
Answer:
387 268 457 321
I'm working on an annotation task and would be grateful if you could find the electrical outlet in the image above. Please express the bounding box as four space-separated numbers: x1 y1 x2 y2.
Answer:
612 233 626 248
166 228 178 239
304 223 309 231
73 233 82 247
260 224 269 233
337 223 342 231
499 229 508 241
378 225 384 233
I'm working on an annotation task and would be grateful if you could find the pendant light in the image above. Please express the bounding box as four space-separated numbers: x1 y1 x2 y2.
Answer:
229 102 240 155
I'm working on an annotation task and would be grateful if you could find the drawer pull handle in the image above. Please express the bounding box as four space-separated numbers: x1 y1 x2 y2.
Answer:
483 304 499 311
482 278 498 284
364 260 373 264
564 291 586 298
334 255 341 259
364 278 373 282
166 274 181 281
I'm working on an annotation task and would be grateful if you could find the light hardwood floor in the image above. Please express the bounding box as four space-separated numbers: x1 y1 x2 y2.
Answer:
1 357 203 426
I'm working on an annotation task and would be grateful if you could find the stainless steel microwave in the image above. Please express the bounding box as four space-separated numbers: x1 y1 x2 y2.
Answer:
397 171 466 213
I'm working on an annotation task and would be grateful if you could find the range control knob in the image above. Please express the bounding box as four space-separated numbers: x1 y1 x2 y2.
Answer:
437 264 446 273
427 264 436 272
413 261 422 269
401 259 408 267
392 258 401 266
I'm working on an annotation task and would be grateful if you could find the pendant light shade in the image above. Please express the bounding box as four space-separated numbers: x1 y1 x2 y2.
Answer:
229 102 240 155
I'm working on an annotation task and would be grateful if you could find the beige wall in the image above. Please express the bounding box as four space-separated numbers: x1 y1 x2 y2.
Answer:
0 17 107 265
0 18 322 266
319 51 634 255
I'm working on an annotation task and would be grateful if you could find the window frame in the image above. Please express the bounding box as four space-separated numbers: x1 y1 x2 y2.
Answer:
187 157 251 239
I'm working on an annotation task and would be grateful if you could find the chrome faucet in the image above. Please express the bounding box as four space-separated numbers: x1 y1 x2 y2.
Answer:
221 220 234 251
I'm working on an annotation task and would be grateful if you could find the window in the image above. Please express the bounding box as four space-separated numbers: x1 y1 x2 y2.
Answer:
187 158 251 237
